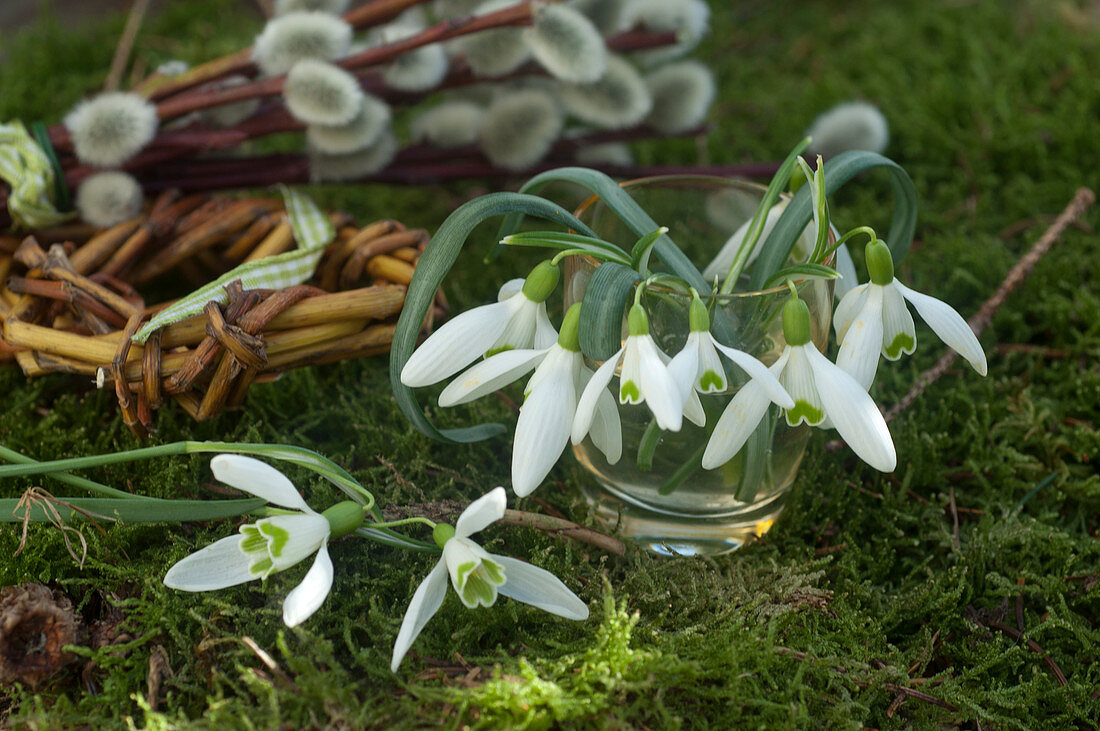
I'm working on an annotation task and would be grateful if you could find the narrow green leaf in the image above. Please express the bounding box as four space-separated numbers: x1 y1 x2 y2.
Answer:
0 497 265 523
749 151 918 290
578 262 642 360
501 231 632 265
630 227 668 272
763 263 841 288
390 192 598 444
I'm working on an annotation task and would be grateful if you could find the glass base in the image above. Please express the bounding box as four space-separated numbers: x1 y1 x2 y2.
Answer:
579 480 788 557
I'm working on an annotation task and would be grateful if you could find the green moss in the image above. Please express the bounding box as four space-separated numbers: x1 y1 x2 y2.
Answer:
2 0 1100 727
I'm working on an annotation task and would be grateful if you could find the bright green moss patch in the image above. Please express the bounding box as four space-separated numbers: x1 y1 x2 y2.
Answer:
2 0 1100 728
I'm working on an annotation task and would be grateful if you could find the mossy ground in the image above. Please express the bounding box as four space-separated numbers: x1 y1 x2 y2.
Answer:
2 0 1099 728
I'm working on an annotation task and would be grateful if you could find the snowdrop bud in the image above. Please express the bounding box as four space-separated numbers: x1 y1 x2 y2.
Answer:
310 128 397 181
620 0 710 65
567 0 630 35
782 297 812 346
410 101 484 147
305 94 391 153
197 76 261 127
521 260 560 302
379 24 448 92
524 3 606 83
558 54 651 129
865 239 895 285
253 12 353 76
643 60 715 133
274 0 350 15
63 92 158 167
574 141 633 166
75 171 143 228
806 101 889 158
452 0 531 77
479 89 563 169
284 59 364 126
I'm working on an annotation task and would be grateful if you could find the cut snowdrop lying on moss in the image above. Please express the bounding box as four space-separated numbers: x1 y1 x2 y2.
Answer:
391 487 589 671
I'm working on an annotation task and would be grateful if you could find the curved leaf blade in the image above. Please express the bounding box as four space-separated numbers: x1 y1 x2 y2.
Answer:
578 262 642 361
1 497 266 523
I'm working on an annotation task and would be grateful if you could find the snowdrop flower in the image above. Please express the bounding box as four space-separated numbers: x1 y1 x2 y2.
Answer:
573 303 685 435
440 304 620 496
703 296 896 472
63 92 158 167
391 487 589 671
668 295 794 412
163 455 365 627
806 101 889 158
401 261 559 387
835 238 987 389
75 171 143 229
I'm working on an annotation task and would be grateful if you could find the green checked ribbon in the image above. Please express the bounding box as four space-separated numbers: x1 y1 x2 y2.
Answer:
132 185 336 343
0 120 74 229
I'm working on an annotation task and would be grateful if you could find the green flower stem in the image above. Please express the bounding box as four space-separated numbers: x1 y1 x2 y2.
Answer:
833 225 878 251
0 444 152 500
636 418 662 471
369 516 438 531
658 442 706 496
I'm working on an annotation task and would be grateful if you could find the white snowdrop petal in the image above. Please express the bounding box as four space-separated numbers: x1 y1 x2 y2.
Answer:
455 486 508 538
253 12 353 76
259 514 331 570
491 297 541 351
683 390 706 427
400 298 519 387
694 334 727 394
390 560 448 671
880 282 916 360
832 282 871 345
667 336 700 404
835 285 885 390
572 348 622 443
163 535 255 591
63 92 157 167
710 338 793 408
636 336 682 431
805 347 896 472
779 346 825 426
494 555 589 619
75 171 143 229
533 303 559 349
895 281 987 376
497 278 525 301
587 373 623 464
284 59 364 126
210 454 311 511
807 101 889 158
512 359 577 496
281 542 334 627
702 203 786 281
701 380 771 470
438 348 546 407
558 54 651 129
525 3 607 82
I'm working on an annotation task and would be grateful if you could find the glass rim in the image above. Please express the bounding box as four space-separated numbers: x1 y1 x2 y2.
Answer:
572 175 835 299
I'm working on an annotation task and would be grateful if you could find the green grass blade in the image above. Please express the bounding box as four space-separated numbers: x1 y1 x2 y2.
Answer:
501 231 632 265
749 151 918 290
390 192 598 444
578 261 643 360
762 263 841 288
0 497 265 523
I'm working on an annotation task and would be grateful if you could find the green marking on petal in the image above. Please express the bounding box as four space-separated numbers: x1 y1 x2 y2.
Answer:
248 557 273 577
785 400 824 426
239 527 266 555
461 573 497 607
699 369 725 392
259 522 291 558
485 345 514 357
620 380 641 403
884 332 915 359
481 558 505 585
456 560 477 586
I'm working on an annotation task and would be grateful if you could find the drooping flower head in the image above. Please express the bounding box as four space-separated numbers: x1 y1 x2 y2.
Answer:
835 238 988 389
390 487 588 671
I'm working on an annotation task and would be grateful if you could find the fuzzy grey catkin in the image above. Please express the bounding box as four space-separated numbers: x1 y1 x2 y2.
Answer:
310 129 398 181
410 101 485 147
75 171 143 228
620 0 710 65
283 59 365 126
63 92 158 167
574 141 633 167
377 23 449 92
643 60 715 133
197 75 262 127
806 101 890 157
558 54 651 128
253 12 353 76
524 3 606 83
567 0 630 35
274 0 350 15
305 94 391 154
451 0 531 77
479 89 563 169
